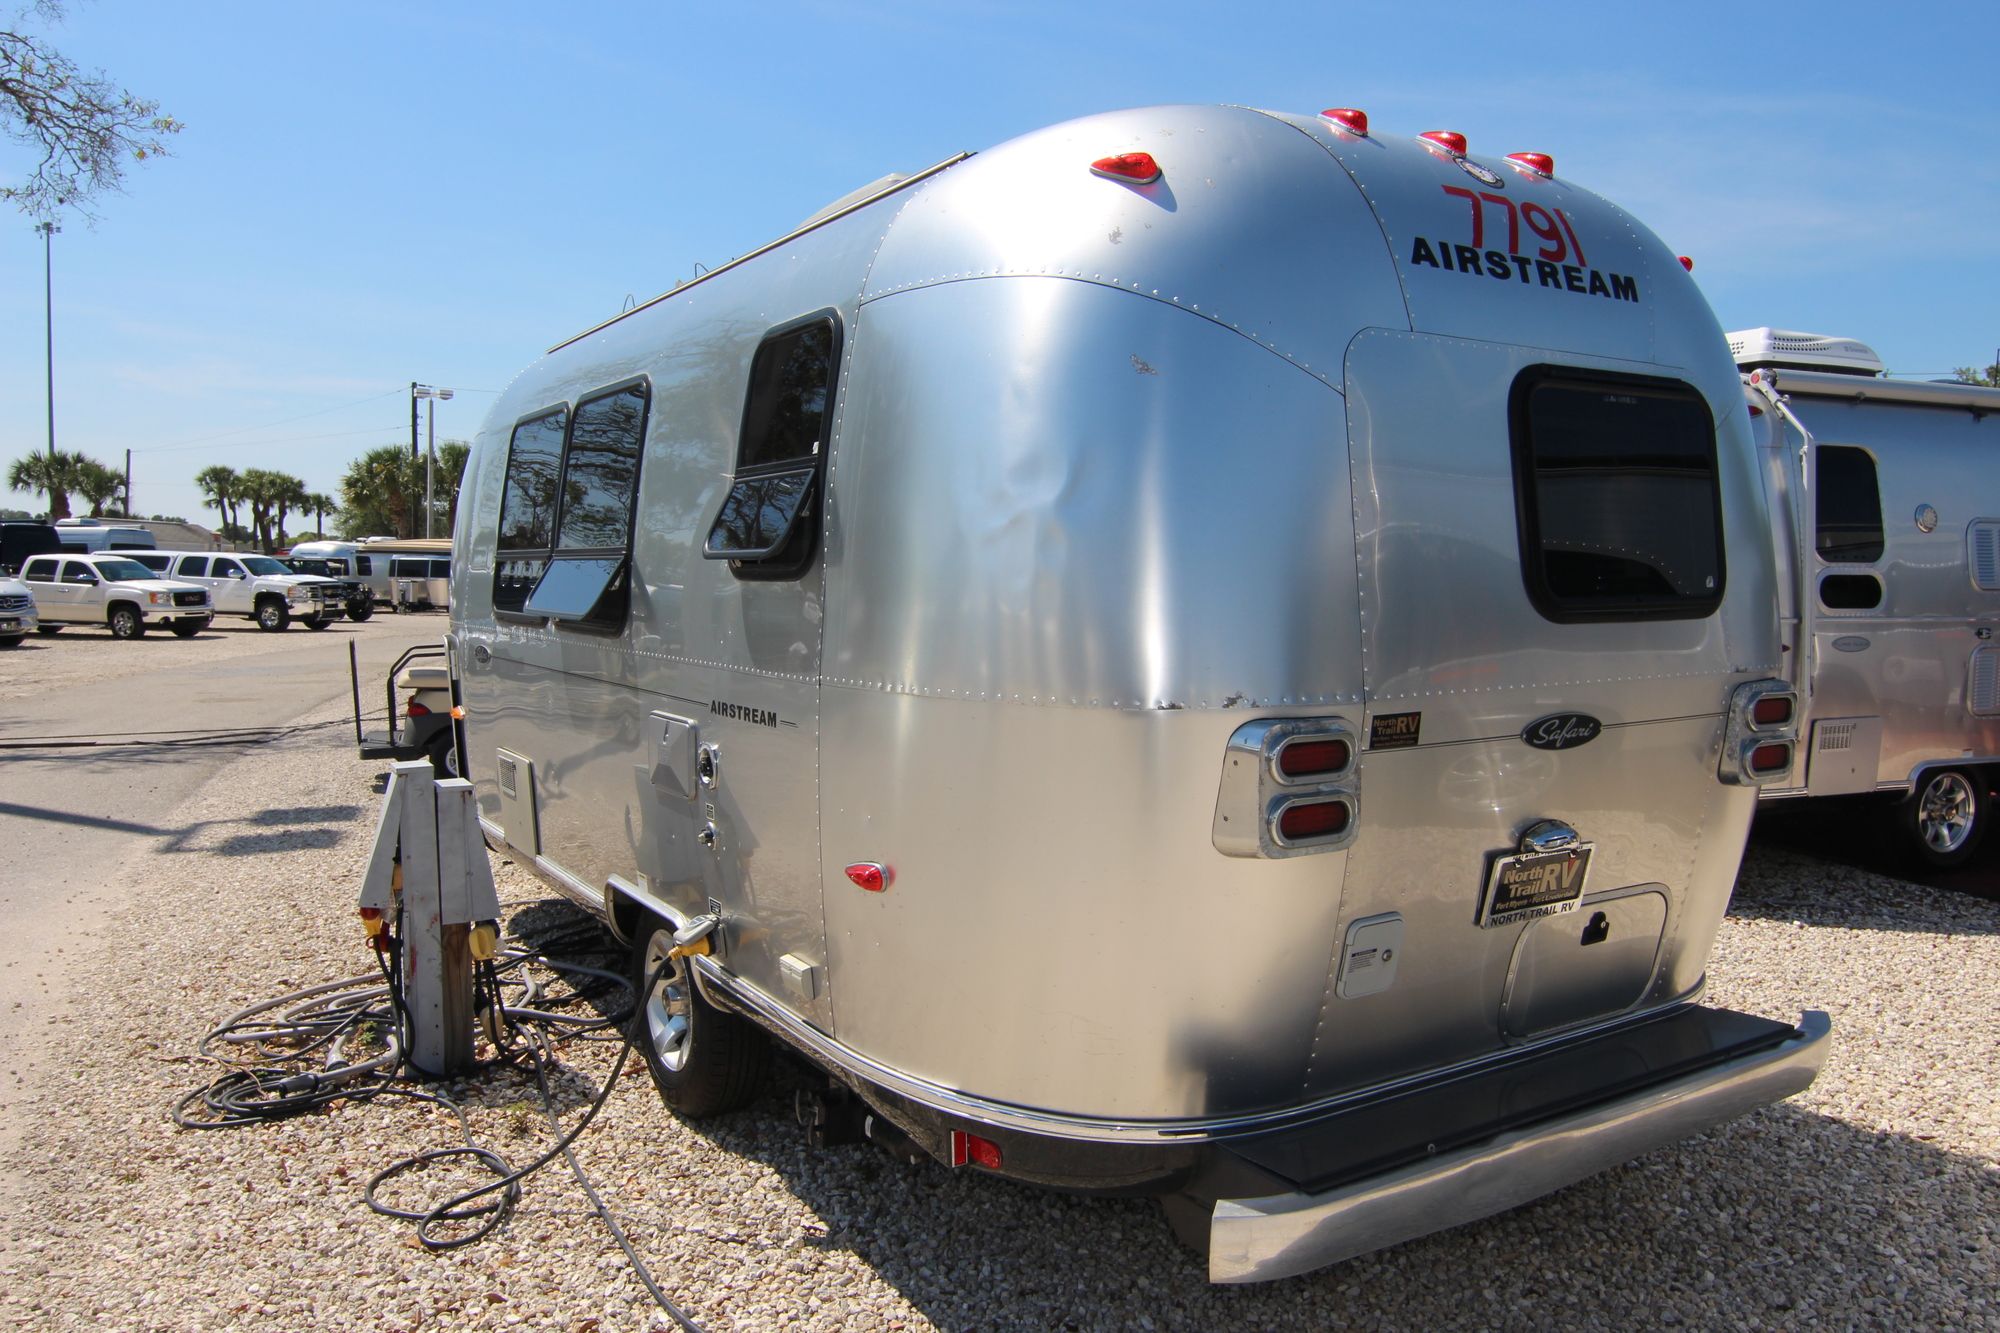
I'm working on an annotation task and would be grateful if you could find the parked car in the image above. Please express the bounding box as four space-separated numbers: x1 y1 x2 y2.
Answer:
128 551 343 631
0 521 62 576
17 553 210 638
280 557 375 621
0 576 37 645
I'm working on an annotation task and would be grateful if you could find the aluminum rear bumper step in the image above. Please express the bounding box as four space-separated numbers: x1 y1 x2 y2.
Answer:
1205 1007 1831 1283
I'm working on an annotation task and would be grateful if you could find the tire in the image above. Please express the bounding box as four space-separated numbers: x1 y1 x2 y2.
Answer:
169 621 202 638
0 637 21 648
256 598 290 632
347 603 373 622
35 625 61 636
423 728 460 779
303 615 331 631
1900 768 1988 869
108 604 145 639
630 918 768 1118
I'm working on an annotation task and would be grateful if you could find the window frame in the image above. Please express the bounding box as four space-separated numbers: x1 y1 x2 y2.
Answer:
703 309 844 579
1507 364 1728 625
1812 444 1885 567
491 375 651 631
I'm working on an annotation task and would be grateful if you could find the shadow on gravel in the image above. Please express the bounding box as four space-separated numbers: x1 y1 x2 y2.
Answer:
1748 792 1999 903
0 796 364 856
477 899 1994 1326
1732 839 2000 937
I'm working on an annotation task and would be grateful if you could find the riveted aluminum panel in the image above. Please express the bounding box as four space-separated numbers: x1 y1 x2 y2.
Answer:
861 104 1409 388
827 276 1363 710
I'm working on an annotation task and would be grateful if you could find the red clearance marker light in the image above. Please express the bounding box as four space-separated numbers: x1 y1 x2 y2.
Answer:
406 700 431 717
1090 152 1161 185
1679 256 1695 271
1277 738 1351 780
1278 799 1351 842
1506 151 1554 176
950 1130 1004 1170
1749 742 1791 774
845 862 890 892
1752 695 1794 726
1320 107 1369 135
1420 130 1467 155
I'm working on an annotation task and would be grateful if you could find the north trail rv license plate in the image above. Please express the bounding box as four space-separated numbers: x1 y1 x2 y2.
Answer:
1479 843 1592 927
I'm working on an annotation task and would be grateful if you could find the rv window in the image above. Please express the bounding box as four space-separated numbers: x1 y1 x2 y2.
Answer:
1818 573 1883 610
356 555 373 575
1814 447 1884 564
1511 369 1724 622
497 410 569 554
556 386 646 551
523 555 625 620
705 315 840 575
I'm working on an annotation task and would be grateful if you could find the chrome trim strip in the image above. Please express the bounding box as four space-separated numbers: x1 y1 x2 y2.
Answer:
1207 1011 1832 1283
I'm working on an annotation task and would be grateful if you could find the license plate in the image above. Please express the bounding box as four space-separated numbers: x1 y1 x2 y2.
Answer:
1479 843 1592 927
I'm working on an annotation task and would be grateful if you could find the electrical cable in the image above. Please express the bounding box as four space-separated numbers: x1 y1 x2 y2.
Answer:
0 717 354 752
171 924 704 1330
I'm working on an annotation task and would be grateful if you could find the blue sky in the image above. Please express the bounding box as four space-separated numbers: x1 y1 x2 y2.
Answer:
3 0 1996 527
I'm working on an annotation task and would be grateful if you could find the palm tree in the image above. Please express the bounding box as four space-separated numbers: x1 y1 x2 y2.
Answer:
6 449 83 520
237 467 279 551
302 491 336 538
269 473 308 550
194 464 241 538
74 458 126 516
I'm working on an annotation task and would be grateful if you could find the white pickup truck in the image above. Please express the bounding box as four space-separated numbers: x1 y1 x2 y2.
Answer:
131 551 344 631
17 553 212 638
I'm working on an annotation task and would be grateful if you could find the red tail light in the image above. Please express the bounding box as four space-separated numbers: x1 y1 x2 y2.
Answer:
1749 743 1791 775
1679 256 1695 271
1752 696 1793 726
1278 799 1351 843
1419 130 1467 155
1090 152 1161 184
1321 107 1369 135
845 862 889 892
1276 737 1351 780
406 700 431 717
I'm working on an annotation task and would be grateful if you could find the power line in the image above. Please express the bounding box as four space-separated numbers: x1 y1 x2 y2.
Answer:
141 388 408 452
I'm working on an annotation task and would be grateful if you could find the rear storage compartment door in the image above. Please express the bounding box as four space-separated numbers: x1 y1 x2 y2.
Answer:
1319 330 1740 1092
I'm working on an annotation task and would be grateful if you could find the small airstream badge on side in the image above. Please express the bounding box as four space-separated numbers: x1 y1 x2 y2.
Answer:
1521 712 1602 750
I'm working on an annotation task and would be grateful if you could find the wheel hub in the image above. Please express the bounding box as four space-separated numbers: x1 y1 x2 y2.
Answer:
1918 773 1975 854
643 938 693 1072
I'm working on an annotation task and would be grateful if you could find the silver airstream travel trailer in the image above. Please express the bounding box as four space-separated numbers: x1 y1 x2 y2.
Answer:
451 105 1830 1282
1732 328 2000 866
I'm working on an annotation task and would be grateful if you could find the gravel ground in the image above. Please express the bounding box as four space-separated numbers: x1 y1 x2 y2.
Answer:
0 706 1993 1330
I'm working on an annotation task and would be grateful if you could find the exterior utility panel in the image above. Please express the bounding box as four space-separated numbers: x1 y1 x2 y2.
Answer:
1732 333 2000 866
451 106 1827 1282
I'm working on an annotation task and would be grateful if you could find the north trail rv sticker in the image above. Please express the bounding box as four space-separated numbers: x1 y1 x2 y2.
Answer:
1369 711 1422 751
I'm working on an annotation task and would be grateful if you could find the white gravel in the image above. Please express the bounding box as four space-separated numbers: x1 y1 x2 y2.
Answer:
0 705 1993 1330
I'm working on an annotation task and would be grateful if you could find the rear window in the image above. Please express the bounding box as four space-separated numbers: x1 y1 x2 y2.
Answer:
1814 446 1884 564
1510 369 1725 622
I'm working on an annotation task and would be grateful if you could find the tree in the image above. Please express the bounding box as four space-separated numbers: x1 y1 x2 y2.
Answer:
194 464 240 535
435 440 469 535
6 447 80 518
269 472 307 551
339 445 421 539
72 455 123 515
1 3 182 221
301 491 336 539
1953 361 2000 389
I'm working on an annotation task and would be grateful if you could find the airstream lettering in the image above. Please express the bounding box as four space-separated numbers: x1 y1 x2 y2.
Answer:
451 105 1829 1282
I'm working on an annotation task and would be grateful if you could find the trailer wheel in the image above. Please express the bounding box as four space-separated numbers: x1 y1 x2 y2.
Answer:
303 615 332 631
423 728 459 780
256 598 290 632
630 919 768 1118
1900 768 1987 869
34 625 60 635
108 604 145 639
347 602 374 622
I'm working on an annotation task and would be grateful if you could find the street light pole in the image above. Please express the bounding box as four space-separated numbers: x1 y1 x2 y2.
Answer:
408 382 420 537
412 385 454 538
38 221 59 464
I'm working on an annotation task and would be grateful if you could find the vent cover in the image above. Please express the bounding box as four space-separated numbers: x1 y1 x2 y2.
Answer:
1970 521 2000 592
1816 720 1856 753
1972 648 2000 717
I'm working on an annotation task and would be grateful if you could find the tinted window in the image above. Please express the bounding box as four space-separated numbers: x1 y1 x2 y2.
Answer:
1511 369 1724 622
498 410 567 552
62 561 94 583
178 556 208 576
1815 446 1884 564
739 320 835 470
133 553 169 571
523 556 624 619
356 555 373 575
556 386 646 550
95 558 153 582
705 315 839 573
431 560 451 578
23 559 55 582
213 559 244 578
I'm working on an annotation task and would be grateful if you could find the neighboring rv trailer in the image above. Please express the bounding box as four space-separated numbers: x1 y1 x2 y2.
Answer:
289 537 451 610
1732 327 2000 866
450 105 1829 1282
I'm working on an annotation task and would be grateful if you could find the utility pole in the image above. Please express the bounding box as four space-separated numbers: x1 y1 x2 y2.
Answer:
409 381 421 537
124 449 132 518
38 221 59 463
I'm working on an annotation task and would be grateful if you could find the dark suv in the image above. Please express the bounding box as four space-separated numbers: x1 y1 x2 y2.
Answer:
282 557 375 621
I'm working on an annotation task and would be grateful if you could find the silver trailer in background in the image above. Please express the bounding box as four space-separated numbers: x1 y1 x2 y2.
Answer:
450 104 1829 1281
1734 328 2000 866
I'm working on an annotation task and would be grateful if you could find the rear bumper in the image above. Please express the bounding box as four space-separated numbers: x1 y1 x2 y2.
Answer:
1206 1009 1830 1282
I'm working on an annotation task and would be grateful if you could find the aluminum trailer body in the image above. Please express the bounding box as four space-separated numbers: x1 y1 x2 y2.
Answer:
449 105 1827 1281
1735 329 2000 865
